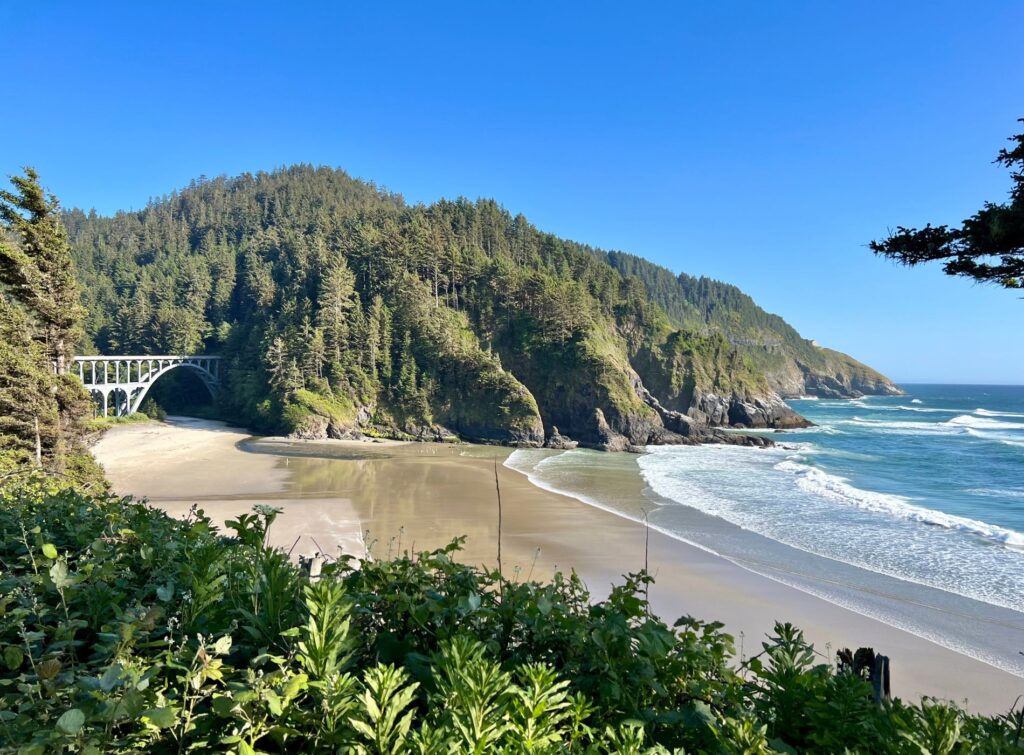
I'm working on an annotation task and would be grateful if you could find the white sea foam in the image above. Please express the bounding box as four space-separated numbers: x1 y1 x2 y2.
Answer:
786 423 844 435
841 415 1024 438
976 407 1024 418
845 417 963 434
970 488 1024 499
911 398 923 404
634 444 1024 610
945 414 1024 431
892 405 961 413
773 459 1024 549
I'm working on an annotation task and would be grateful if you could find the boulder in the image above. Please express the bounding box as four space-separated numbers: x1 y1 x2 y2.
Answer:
544 426 579 450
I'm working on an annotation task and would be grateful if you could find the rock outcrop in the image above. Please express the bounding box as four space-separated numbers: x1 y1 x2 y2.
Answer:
544 426 578 450
689 393 811 429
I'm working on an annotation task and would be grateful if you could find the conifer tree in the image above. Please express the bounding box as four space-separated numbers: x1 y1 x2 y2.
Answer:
0 297 54 466
0 167 85 374
317 257 357 363
396 330 418 402
0 169 94 477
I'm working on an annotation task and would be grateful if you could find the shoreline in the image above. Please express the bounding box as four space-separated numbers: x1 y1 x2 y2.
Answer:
92 416 1024 714
506 447 1024 678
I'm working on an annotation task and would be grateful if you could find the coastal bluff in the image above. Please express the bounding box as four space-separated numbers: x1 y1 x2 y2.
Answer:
66 166 901 450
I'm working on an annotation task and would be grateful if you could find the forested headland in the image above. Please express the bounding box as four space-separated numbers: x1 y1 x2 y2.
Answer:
66 166 899 449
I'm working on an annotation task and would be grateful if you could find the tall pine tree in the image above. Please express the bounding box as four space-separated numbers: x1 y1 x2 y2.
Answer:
0 169 95 478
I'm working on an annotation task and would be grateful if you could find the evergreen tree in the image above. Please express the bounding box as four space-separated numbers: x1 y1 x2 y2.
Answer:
316 257 357 364
395 329 418 403
0 169 95 479
0 298 54 466
265 336 290 391
0 167 85 374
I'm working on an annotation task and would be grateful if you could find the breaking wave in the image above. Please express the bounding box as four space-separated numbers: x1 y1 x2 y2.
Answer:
946 415 1024 431
773 459 1024 549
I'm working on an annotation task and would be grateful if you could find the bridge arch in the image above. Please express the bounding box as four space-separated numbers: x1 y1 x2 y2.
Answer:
72 355 221 417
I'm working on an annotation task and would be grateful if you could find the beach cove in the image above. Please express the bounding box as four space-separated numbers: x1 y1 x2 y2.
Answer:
93 416 1024 714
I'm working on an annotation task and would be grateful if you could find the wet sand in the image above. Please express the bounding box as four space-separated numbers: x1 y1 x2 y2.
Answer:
93 417 1024 713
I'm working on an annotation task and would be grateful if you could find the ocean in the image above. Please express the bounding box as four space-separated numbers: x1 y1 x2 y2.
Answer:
506 384 1024 676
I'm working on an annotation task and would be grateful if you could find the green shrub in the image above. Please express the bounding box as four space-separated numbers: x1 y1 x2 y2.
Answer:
139 398 168 421
0 478 1021 753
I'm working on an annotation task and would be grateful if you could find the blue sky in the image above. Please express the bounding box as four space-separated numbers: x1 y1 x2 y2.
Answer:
2 1 1022 383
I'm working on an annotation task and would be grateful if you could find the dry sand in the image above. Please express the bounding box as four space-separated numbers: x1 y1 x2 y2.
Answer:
93 417 1024 713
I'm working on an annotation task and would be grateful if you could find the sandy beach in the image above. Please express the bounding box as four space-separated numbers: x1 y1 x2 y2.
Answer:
92 417 1024 713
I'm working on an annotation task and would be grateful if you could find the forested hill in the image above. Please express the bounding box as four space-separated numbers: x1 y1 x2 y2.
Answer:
602 251 900 399
64 166 899 449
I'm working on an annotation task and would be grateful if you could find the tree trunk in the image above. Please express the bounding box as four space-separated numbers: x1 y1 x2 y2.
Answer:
34 416 42 466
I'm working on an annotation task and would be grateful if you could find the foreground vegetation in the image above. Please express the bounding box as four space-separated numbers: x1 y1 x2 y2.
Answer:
1 478 1021 754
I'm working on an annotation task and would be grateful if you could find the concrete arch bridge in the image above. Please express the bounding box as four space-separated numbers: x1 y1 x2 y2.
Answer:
72 355 221 417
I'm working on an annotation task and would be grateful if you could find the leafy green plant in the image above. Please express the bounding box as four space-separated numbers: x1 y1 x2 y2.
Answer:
1 479 1022 754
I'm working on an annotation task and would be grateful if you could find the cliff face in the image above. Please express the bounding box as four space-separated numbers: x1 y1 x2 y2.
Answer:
66 166 896 450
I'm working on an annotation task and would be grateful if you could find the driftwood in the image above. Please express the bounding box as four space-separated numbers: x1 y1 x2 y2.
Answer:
837 647 891 703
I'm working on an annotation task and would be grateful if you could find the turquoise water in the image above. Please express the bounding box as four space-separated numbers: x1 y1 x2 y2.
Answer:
507 385 1024 673
641 385 1024 610
791 385 1024 535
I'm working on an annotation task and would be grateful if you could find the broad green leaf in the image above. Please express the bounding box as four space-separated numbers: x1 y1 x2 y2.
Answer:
3 646 23 671
100 663 122 692
263 689 283 717
41 543 58 559
56 708 85 735
142 707 176 728
212 695 238 717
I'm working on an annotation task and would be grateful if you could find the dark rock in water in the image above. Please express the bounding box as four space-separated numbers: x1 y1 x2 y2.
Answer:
689 392 812 430
594 408 632 452
544 426 579 450
710 430 775 448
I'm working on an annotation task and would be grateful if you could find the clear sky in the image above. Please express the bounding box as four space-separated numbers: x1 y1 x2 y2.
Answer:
2 1 1022 384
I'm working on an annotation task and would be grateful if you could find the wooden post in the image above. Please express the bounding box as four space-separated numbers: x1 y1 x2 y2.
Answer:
871 654 891 703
